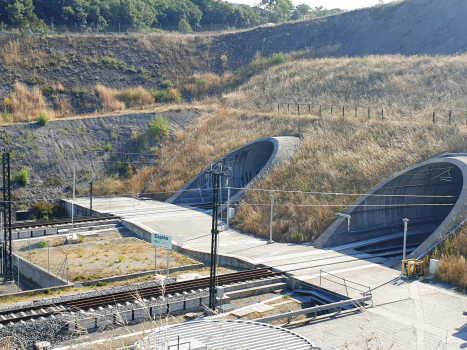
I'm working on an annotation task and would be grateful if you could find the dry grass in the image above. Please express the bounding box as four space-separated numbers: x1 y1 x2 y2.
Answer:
94 85 125 112
425 223 467 290
0 82 54 123
224 54 467 121
15 230 196 282
184 73 233 99
118 106 467 243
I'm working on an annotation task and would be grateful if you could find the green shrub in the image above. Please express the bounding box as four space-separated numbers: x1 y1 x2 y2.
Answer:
269 52 286 65
38 241 47 248
41 86 54 96
152 89 168 101
161 80 173 89
16 169 29 186
31 201 54 219
96 281 107 287
149 116 170 142
179 18 193 33
104 142 112 151
294 231 303 242
37 111 49 126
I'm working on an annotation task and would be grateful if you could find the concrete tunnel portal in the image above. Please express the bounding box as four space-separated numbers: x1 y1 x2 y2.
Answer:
314 155 467 258
167 137 300 206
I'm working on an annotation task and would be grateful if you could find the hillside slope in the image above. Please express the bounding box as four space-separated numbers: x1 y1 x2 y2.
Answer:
215 0 467 70
0 0 466 121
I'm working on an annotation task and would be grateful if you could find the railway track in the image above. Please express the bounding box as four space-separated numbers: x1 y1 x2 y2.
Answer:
0 268 283 326
11 214 119 230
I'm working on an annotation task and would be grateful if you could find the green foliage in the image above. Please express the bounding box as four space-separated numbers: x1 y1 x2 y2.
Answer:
161 80 173 89
102 57 126 70
269 52 286 65
294 231 303 242
151 89 167 101
149 116 170 142
38 241 47 248
30 201 54 219
96 281 107 286
37 111 48 126
72 86 88 97
104 142 112 151
178 18 192 33
41 86 54 96
16 169 29 186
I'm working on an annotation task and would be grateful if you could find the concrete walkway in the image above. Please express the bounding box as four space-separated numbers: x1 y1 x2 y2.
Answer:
67 197 467 349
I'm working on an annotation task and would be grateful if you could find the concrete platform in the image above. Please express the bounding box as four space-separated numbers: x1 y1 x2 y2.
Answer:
66 197 467 349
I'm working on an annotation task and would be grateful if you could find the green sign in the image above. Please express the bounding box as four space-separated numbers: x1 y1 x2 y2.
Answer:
151 232 172 250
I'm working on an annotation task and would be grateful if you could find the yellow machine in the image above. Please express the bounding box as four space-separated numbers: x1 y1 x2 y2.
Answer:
401 259 424 279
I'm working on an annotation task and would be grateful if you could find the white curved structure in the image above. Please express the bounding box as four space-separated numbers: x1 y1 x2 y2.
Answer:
315 154 467 258
167 137 300 206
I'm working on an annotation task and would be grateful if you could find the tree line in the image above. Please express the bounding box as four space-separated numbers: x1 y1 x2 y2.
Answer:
0 0 341 32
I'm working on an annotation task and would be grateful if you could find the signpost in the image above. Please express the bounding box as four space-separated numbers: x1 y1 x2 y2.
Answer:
151 232 172 277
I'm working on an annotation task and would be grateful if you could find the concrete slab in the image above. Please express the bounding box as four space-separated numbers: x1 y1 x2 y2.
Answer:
66 197 467 349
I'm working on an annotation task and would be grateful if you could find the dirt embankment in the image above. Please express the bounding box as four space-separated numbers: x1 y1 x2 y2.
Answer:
0 0 466 118
0 109 200 211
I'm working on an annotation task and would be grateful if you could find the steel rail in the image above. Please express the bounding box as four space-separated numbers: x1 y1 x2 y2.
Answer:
0 268 282 325
10 215 118 229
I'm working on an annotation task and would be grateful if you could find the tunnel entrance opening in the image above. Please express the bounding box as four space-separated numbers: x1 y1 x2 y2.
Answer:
171 141 275 206
330 162 463 256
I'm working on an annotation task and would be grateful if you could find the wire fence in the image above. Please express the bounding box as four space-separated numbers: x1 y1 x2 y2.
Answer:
0 22 261 35
277 103 467 125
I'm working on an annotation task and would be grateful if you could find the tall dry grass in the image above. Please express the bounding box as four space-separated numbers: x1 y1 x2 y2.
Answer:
224 54 467 121
0 82 54 123
425 224 467 290
127 106 467 243
184 73 233 99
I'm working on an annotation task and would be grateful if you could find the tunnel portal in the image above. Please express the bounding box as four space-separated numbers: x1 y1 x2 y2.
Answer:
167 137 299 206
314 156 467 258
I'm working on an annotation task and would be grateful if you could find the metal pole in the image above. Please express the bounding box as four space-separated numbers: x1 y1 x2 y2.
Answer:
227 187 230 229
66 251 69 283
368 107 371 119
28 237 31 263
71 163 75 231
449 110 452 124
355 106 358 118
433 110 436 123
382 108 384 119
48 243 49 274
402 218 409 260
343 106 345 117
17 255 19 291
89 181 93 216
319 105 321 117
166 249 170 278
155 247 157 275
268 195 274 244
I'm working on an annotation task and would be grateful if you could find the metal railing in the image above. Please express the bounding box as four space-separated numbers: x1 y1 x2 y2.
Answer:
277 103 467 124
319 268 372 302
254 295 371 323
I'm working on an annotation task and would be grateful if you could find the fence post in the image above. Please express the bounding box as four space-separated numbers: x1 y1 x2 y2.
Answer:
278 104 280 114
298 104 300 115
331 106 333 115
368 107 371 119
308 104 311 114
381 108 384 120
433 110 436 123
287 103 289 113
355 107 358 118
449 110 452 124
343 106 345 117
319 105 322 117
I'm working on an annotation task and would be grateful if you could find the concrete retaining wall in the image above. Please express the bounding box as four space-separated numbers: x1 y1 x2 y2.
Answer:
12 253 69 289
122 219 258 270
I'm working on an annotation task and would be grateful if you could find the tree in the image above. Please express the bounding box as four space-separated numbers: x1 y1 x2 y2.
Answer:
296 4 310 16
178 17 192 32
274 0 293 21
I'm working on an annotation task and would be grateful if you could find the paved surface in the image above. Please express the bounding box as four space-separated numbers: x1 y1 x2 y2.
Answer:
68 197 467 349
